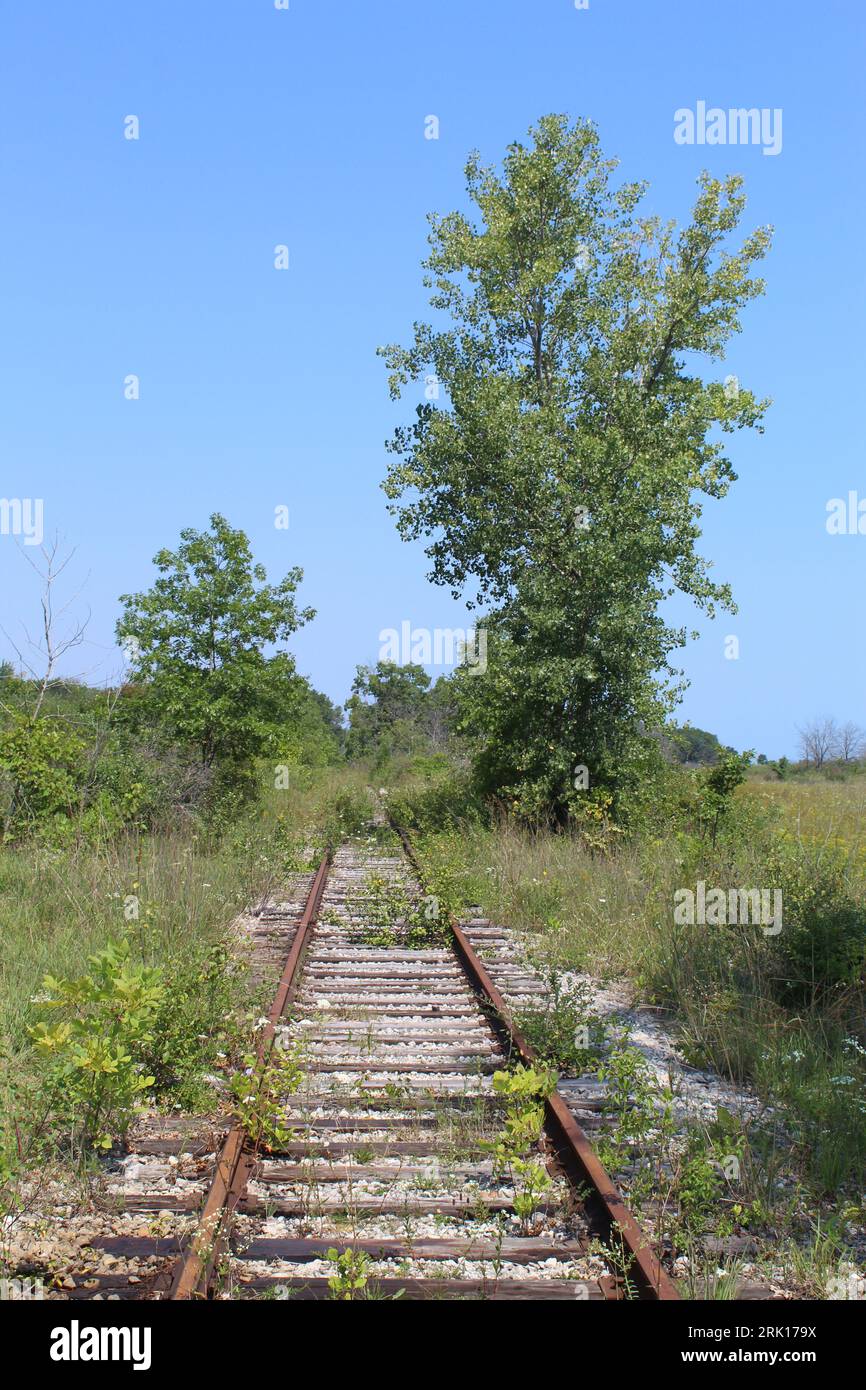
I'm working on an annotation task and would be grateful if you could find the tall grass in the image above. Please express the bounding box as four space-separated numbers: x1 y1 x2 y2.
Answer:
0 764 371 1138
406 778 866 1200
744 775 866 888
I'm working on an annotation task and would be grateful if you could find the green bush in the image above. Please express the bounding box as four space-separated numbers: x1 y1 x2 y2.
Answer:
138 942 247 1109
0 716 86 839
386 769 484 835
324 786 373 841
516 969 607 1072
769 846 866 1002
29 939 164 1153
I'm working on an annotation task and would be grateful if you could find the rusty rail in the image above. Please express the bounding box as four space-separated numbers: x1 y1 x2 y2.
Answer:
171 852 332 1300
393 823 679 1302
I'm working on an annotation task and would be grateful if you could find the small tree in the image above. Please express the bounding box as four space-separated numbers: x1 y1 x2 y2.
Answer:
697 749 753 848
116 515 314 773
837 721 864 764
797 717 838 769
0 536 90 720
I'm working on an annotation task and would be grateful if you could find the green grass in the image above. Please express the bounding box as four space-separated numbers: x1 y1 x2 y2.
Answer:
0 764 371 1153
4 750 864 1296
394 767 866 1288
743 773 866 888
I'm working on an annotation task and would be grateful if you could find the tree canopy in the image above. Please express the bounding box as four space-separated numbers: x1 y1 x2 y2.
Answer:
380 114 771 821
116 514 314 770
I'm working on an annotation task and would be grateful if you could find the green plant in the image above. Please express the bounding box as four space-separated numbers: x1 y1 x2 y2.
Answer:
678 1132 724 1225
516 968 606 1073
696 750 753 848
116 513 315 776
486 1064 556 1234
344 662 433 763
139 941 247 1108
596 1035 682 1224
597 1035 659 1158
230 1040 304 1153
325 786 372 842
325 1247 371 1300
29 939 164 1152
347 870 446 950
0 715 86 840
678 1246 742 1300
381 115 771 822
769 844 866 1003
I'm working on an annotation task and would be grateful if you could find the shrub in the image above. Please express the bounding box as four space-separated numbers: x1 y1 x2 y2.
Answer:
768 845 866 1003
29 939 164 1153
485 1064 556 1233
138 942 246 1109
0 716 86 839
386 769 484 835
516 969 607 1073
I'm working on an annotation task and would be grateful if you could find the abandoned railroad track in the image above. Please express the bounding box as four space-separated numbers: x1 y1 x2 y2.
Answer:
42 830 678 1302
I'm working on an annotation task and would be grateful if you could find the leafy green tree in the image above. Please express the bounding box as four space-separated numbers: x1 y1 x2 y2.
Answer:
116 515 314 772
273 680 344 768
425 675 457 752
345 661 431 761
666 723 728 766
380 115 771 822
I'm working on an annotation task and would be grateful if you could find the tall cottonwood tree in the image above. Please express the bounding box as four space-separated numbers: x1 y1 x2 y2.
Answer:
380 115 771 821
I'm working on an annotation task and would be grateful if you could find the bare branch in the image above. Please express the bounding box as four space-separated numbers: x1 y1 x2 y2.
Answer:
0 535 91 718
797 717 839 769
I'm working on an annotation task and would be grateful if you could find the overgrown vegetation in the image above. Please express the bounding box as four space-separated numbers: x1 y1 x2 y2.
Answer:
29 939 164 1154
391 761 866 1294
2 114 864 1304
0 761 370 1252
0 516 343 844
0 515 351 1211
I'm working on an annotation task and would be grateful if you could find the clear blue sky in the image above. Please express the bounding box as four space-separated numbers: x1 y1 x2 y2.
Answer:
0 0 863 757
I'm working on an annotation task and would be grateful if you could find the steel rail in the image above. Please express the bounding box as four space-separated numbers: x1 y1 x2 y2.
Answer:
171 851 332 1300
393 822 679 1302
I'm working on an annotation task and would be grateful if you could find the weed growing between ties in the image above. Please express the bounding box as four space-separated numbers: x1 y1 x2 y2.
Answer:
342 865 450 949
324 1246 407 1301
483 1064 557 1235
